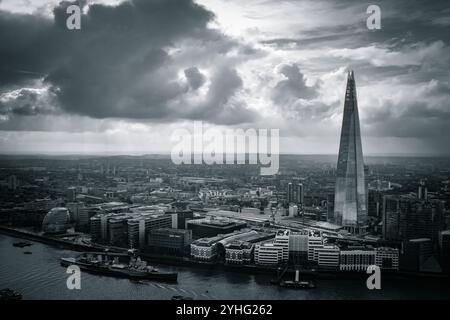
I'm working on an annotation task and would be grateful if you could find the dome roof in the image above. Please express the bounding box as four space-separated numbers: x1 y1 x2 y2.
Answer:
42 207 71 234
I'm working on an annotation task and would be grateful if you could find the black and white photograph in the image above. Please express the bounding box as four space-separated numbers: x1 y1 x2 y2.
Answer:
0 0 450 311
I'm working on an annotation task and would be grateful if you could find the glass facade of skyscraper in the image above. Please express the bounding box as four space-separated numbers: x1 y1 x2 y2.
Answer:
333 71 367 231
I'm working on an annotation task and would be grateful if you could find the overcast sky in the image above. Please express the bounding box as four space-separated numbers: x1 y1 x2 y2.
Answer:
0 0 449 155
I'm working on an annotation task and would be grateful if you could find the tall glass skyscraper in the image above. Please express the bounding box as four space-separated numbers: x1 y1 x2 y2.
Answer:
332 70 367 233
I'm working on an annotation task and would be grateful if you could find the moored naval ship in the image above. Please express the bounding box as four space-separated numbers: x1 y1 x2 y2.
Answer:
60 251 177 282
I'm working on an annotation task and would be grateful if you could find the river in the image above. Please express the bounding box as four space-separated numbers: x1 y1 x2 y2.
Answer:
1 234 449 300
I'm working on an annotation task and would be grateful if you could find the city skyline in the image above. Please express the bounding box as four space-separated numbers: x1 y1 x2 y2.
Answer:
1 152 450 301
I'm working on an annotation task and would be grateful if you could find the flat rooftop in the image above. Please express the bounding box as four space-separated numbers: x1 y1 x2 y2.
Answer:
206 209 270 223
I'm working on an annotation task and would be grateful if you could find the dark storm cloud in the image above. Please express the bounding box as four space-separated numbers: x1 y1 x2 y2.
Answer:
362 79 450 141
272 63 319 108
0 0 258 125
0 11 55 87
179 65 258 125
184 67 206 90
262 0 450 50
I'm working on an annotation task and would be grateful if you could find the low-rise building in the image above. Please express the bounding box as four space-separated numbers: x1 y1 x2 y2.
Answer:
190 237 222 261
254 241 283 265
225 241 254 264
187 217 246 239
316 244 340 270
340 249 376 272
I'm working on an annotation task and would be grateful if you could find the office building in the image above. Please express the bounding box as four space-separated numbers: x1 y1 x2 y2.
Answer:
186 217 246 239
326 193 334 222
340 248 376 272
316 245 340 270
332 71 368 234
90 215 103 242
288 204 298 217
127 218 143 248
127 214 172 248
66 187 77 202
400 238 433 272
382 195 445 243
308 230 323 261
7 175 17 191
439 230 450 273
225 241 254 264
287 183 304 205
273 229 290 262
254 241 284 265
66 202 85 223
148 228 192 254
418 179 428 200
289 230 309 264
375 247 399 271
76 207 93 230
164 210 194 229
190 236 223 261
368 189 383 219
108 217 128 247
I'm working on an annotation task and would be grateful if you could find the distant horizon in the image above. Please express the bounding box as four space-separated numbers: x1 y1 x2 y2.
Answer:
1 151 449 158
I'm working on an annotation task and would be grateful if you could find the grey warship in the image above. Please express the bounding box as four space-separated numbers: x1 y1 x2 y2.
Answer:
61 252 177 283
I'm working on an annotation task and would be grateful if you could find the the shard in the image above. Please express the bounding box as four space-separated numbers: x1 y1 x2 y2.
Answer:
333 70 367 233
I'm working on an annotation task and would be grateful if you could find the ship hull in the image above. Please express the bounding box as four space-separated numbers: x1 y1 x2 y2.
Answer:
61 258 177 282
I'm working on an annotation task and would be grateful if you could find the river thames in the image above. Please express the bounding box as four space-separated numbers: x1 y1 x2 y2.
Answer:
1 234 449 300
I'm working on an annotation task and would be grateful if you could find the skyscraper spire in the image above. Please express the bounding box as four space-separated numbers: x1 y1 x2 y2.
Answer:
332 70 367 234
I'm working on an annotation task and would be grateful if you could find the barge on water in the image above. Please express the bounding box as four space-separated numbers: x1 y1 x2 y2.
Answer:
279 280 316 289
60 251 177 283
12 241 32 248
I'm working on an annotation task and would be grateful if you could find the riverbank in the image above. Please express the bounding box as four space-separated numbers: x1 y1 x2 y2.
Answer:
1 225 449 281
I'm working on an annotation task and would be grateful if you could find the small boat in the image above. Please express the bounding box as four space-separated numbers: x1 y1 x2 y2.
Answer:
23 251 32 255
270 279 279 285
0 288 22 300
279 280 316 289
13 241 32 248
